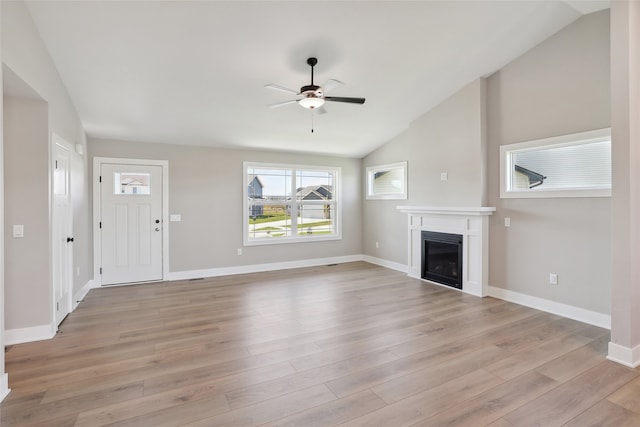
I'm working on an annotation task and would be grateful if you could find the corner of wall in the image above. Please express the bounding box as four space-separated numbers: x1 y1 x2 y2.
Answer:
4 323 56 346
0 0 9 402
0 373 10 402
607 342 640 368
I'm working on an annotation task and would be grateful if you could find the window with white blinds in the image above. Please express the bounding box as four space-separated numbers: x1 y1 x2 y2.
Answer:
500 128 611 198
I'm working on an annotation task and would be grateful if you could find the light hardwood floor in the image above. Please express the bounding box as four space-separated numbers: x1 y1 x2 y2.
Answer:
2 262 639 426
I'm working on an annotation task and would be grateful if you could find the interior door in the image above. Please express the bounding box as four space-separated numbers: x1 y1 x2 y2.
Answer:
52 137 72 325
99 163 163 285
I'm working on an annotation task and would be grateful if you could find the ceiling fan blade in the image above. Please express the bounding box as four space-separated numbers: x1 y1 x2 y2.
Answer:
268 99 298 108
324 96 366 104
315 106 328 115
321 79 344 93
264 84 299 95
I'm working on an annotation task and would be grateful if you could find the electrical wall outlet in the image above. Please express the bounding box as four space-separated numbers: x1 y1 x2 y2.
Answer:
375 241 379 249
237 248 243 256
549 273 558 285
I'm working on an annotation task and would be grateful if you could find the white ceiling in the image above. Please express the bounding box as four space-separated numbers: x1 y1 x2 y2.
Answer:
23 1 609 158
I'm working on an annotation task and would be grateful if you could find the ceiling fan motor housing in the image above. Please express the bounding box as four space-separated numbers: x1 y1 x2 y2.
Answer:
300 84 322 97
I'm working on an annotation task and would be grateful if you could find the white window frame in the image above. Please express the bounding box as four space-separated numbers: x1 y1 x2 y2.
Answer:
243 162 342 246
366 161 408 200
500 128 611 199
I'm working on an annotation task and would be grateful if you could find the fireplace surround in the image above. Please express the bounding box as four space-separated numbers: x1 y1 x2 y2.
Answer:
397 206 495 296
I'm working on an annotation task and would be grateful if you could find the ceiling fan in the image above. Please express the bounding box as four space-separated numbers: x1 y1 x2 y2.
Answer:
265 57 366 112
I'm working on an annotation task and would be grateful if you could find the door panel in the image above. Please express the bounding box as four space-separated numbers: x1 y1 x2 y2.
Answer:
52 138 72 326
100 164 163 285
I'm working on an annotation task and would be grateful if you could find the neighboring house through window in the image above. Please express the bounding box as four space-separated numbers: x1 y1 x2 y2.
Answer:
244 162 341 245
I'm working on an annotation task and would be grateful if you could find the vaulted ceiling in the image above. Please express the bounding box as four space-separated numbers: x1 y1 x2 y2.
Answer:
24 1 608 158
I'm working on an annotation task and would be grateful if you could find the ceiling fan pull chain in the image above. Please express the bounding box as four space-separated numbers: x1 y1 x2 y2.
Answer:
311 110 314 133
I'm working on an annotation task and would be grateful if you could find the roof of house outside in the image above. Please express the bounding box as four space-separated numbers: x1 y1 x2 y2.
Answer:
296 185 333 201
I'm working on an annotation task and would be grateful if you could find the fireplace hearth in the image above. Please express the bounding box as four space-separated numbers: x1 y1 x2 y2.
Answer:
421 231 463 289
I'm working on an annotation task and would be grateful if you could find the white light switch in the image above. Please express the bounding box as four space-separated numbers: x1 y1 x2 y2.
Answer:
504 217 511 227
440 172 448 181
170 214 182 222
13 225 24 238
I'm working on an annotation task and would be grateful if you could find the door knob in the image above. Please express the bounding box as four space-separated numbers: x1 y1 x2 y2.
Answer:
155 219 160 224
67 237 74 242
155 228 160 232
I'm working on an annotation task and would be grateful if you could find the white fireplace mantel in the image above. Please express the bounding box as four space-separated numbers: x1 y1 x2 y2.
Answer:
396 206 496 297
397 206 496 216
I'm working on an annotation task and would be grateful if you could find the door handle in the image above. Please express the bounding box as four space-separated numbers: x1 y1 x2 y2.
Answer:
67 237 74 242
155 228 160 232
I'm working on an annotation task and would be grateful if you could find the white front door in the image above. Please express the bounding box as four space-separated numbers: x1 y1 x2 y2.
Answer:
99 163 163 285
52 136 72 326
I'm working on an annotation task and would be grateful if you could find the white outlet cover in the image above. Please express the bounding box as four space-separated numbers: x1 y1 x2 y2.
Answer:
440 172 448 181
13 224 24 238
170 214 182 222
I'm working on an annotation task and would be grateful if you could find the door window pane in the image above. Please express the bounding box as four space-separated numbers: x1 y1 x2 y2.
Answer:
114 172 151 195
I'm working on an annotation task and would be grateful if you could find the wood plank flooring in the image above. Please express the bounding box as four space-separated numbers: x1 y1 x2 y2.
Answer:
2 261 638 426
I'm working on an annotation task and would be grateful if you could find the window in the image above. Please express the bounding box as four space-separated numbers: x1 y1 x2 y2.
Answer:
113 172 151 195
244 162 341 245
366 161 408 200
500 128 611 198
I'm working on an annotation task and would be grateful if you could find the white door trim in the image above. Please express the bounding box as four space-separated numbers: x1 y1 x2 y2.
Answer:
93 157 169 285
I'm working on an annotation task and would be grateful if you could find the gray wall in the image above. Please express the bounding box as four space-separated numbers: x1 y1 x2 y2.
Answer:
2 0 89 332
487 10 610 315
362 10 611 316
89 139 363 273
363 78 487 266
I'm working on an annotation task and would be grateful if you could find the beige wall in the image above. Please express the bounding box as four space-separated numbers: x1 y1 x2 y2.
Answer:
610 0 640 358
362 10 611 316
2 0 89 335
89 139 363 273
362 78 487 266
3 96 50 329
0 1 6 396
487 10 610 315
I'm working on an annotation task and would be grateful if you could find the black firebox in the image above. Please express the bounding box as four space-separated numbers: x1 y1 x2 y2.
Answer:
421 231 463 289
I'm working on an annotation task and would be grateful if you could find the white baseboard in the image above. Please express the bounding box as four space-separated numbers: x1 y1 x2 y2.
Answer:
5 324 56 346
489 286 611 329
607 342 640 368
4 281 95 346
165 254 365 282
73 279 96 310
0 373 10 402
361 255 408 273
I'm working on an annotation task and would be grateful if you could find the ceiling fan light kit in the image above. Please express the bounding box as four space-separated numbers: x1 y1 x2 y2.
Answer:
298 95 325 110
